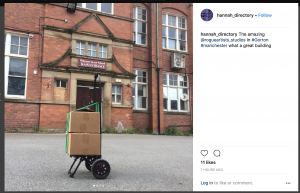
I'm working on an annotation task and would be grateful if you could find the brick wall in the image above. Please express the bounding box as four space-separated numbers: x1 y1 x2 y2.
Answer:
41 77 54 100
121 84 132 106
114 3 134 18
5 3 44 32
133 46 149 60
111 108 132 130
77 16 108 35
5 103 39 130
26 34 43 100
39 104 69 130
111 63 124 73
132 113 149 130
133 46 150 69
45 4 90 29
164 114 192 131
113 47 132 73
43 36 71 65
101 16 132 40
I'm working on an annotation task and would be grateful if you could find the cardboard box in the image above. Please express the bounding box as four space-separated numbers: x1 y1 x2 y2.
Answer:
68 111 100 133
67 133 101 155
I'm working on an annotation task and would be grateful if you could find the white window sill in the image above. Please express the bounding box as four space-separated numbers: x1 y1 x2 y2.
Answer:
133 43 148 48
5 53 28 58
162 48 188 54
164 111 190 115
112 104 133 108
5 96 26 99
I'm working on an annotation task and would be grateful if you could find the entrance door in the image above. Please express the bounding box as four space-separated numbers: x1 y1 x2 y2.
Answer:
76 87 100 110
76 81 103 129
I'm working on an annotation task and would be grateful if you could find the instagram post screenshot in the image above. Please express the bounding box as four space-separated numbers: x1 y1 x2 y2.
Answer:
194 3 298 192
1 2 298 192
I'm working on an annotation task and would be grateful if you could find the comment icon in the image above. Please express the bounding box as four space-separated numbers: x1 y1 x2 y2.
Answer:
213 150 221 157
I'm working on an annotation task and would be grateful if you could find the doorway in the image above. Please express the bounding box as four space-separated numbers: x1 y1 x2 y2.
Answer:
76 81 103 129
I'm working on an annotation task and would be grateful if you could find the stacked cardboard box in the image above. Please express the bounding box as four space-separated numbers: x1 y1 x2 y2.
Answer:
66 112 101 155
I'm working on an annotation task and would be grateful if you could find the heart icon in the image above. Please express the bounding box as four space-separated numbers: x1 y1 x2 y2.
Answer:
201 150 208 157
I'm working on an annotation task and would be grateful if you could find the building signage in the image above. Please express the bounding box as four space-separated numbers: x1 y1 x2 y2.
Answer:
78 58 106 69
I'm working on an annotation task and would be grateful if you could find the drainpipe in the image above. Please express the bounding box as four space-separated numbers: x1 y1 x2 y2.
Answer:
156 3 161 135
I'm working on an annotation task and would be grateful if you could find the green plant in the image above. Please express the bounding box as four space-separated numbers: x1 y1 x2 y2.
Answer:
14 128 20 132
161 125 193 136
102 127 118 134
122 128 135 134
5 128 9 132
163 124 177 135
34 126 39 132
134 127 141 133
146 127 152 134
128 128 135 134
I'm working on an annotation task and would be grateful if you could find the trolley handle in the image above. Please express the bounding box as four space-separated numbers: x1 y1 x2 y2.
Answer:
94 73 101 134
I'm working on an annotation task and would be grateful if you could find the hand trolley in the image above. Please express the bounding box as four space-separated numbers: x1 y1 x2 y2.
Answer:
65 73 110 179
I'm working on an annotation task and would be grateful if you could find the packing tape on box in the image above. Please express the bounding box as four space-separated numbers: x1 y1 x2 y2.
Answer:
80 124 87 132
83 113 89 121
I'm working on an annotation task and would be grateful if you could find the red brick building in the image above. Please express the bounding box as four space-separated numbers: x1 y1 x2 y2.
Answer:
4 3 193 134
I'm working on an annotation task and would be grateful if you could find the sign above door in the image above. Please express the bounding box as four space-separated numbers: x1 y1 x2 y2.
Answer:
78 58 106 69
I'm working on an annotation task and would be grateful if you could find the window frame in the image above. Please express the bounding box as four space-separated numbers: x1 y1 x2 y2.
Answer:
163 72 189 112
162 13 187 52
88 43 96 57
133 6 147 45
76 41 85 55
132 69 148 110
99 45 107 58
112 85 122 104
54 79 67 88
77 3 114 14
76 41 108 59
4 32 30 99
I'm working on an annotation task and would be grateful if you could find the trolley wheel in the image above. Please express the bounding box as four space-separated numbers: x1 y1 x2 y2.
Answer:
85 156 97 171
91 159 110 179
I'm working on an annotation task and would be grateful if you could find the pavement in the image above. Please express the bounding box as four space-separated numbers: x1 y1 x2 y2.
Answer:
5 133 193 191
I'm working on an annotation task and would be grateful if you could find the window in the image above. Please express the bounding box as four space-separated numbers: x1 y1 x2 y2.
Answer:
76 41 107 59
133 7 147 45
163 73 189 111
132 69 147 109
4 33 29 98
163 74 167 85
169 74 178 86
162 13 187 51
112 85 122 104
88 43 96 57
77 3 113 14
54 80 67 101
55 80 67 88
76 42 85 55
10 36 28 56
99 45 107 58
162 26 166 48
